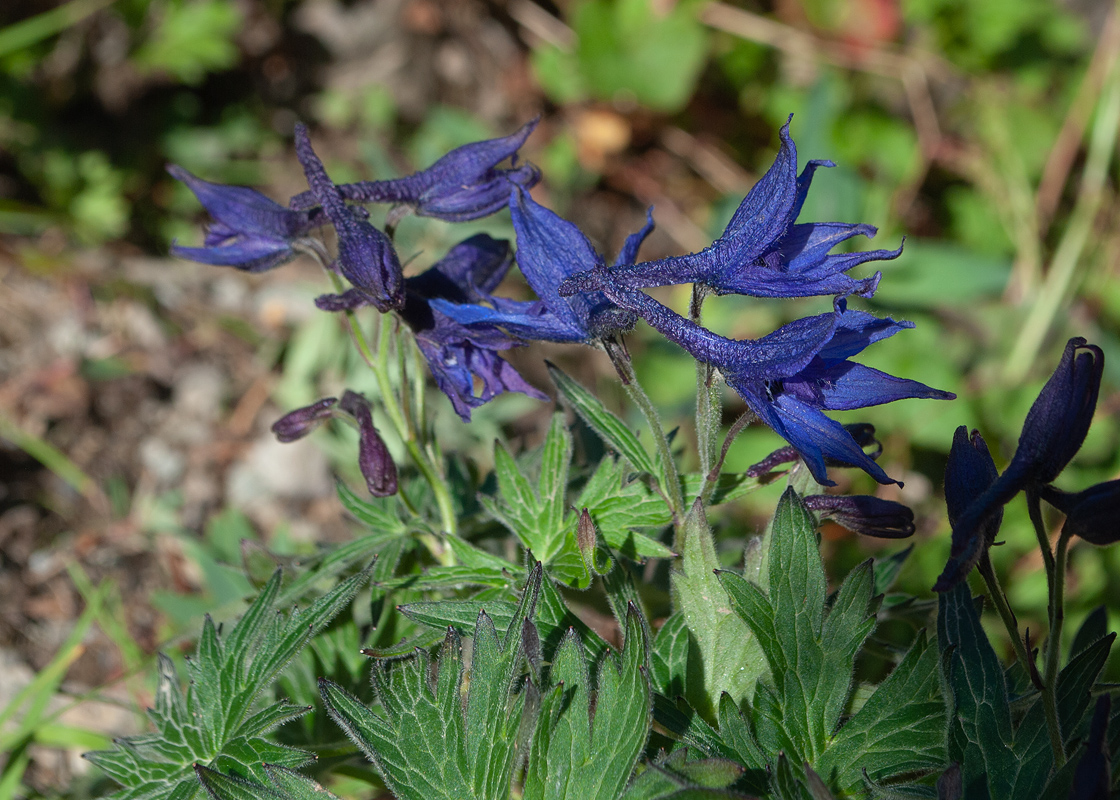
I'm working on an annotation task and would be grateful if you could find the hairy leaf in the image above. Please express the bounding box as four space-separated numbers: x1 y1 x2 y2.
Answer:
523 603 652 800
86 567 369 800
321 565 542 800
671 499 765 721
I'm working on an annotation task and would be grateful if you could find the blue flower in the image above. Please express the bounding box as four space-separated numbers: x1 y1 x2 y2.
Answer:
167 165 322 272
579 279 953 485
431 185 653 343
399 235 547 421
295 124 405 312
560 117 897 301
935 338 1104 591
290 119 541 222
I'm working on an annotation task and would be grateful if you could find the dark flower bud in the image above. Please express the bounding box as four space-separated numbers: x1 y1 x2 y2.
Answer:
1017 337 1103 485
339 391 397 497
804 494 915 539
936 339 1104 592
270 397 338 443
944 426 1003 545
1039 480 1120 546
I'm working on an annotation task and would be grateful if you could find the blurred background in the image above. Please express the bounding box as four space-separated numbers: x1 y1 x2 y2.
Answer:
2 0 1120 794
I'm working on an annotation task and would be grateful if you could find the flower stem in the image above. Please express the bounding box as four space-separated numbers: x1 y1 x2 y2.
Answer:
691 285 721 480
1045 528 1073 758
326 275 458 547
976 554 1064 766
612 352 686 527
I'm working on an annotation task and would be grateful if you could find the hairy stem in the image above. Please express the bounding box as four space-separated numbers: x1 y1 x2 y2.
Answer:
613 353 686 527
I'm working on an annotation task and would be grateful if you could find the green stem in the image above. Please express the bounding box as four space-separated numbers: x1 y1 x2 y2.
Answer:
1044 529 1073 762
977 554 1064 766
326 274 458 547
613 354 686 527
1028 490 1056 576
691 285 721 479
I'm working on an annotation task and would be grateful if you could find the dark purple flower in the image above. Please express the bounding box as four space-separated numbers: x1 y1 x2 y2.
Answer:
400 235 547 420
339 390 397 497
559 117 896 301
167 165 321 272
294 123 405 312
271 397 338 443
804 494 915 539
289 119 541 222
577 281 952 486
1039 481 1120 546
432 186 652 343
935 339 1104 591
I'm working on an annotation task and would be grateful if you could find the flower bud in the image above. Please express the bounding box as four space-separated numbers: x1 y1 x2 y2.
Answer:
339 390 397 497
270 397 338 443
1040 480 1120 546
804 494 915 539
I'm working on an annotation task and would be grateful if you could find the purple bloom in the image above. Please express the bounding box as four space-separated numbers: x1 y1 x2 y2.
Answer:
432 186 653 343
271 397 338 443
935 338 1104 591
804 494 915 539
289 119 541 222
294 123 405 312
339 391 397 497
578 281 953 486
168 165 321 272
746 423 881 477
400 235 547 420
560 117 896 301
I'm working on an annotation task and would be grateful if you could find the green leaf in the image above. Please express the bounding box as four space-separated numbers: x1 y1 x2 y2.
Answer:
547 363 657 476
937 583 1052 800
399 568 611 664
194 764 341 800
321 565 541 800
1055 633 1115 743
619 749 743 800
86 566 369 800
523 604 652 800
483 414 672 583
714 488 944 795
671 500 765 722
815 631 947 792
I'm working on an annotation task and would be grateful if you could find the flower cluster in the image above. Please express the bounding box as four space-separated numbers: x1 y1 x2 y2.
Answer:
170 116 953 497
936 338 1112 591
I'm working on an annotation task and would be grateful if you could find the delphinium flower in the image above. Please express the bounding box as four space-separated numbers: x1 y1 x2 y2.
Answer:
560 117 896 302
935 338 1106 591
167 165 323 272
431 185 653 345
294 123 405 312
289 119 541 222
397 234 547 420
561 269 953 486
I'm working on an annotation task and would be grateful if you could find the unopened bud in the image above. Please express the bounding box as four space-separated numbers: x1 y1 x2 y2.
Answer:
340 390 397 497
804 494 915 539
271 397 338 443
1040 480 1120 546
